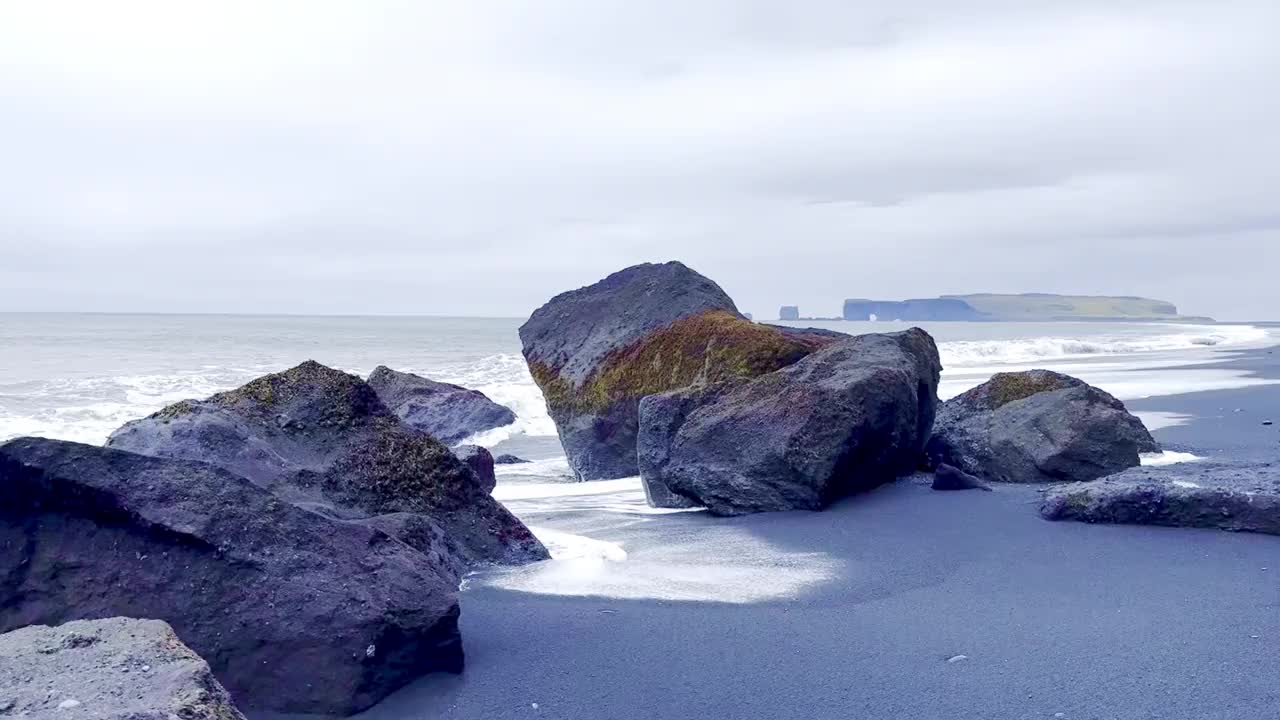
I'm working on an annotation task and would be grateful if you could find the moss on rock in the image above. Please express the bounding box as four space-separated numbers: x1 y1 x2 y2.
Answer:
534 310 837 414
976 370 1077 410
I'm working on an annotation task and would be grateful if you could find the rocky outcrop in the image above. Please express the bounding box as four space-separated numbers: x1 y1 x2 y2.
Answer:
495 454 529 465
778 306 800 321
107 361 547 568
520 262 840 480
638 328 942 515
454 444 496 493
932 463 991 491
367 366 515 444
926 370 1158 484
0 617 246 720
1040 462 1280 535
0 438 463 715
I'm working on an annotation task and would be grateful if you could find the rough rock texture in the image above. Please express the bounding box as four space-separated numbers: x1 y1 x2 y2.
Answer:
367 366 515 445
0 617 246 720
107 361 547 568
520 261 839 480
1040 462 1280 535
926 370 1158 484
0 438 463 715
454 444 496 494
638 329 942 515
494 454 529 465
637 385 736 509
932 463 992 491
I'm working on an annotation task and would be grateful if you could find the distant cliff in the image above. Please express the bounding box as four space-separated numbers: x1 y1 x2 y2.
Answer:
842 294 1206 322
842 298 986 321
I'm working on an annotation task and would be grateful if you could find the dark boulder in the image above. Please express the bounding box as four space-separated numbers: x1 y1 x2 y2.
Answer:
454 444 496 493
1040 462 1280 535
932 463 992 491
520 261 839 480
0 438 462 715
0 617 247 720
494 454 530 465
638 328 942 515
107 361 547 568
367 366 515 445
926 370 1158 484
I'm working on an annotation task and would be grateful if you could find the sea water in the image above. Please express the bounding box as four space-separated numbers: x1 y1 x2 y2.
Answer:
3 313 1276 602
2 313 1275 459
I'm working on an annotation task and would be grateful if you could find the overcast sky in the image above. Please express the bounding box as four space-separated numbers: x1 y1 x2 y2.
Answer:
2 1 1278 320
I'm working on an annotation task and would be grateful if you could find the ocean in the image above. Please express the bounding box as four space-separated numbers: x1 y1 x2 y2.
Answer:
2 313 1275 468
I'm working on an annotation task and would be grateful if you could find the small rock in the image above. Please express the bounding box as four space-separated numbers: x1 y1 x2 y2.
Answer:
946 654 968 663
1264 420 1273 426
932 464 992 492
494 454 530 465
57 699 81 710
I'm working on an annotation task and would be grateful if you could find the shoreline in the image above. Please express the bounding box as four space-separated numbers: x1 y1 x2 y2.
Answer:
264 346 1280 720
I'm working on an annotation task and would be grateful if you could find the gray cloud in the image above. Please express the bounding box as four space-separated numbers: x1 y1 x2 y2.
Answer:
1 0 1277 319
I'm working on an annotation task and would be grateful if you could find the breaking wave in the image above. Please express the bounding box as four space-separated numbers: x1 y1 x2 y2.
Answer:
938 325 1269 368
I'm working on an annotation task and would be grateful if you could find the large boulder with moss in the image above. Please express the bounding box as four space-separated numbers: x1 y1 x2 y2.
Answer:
926 369 1158 484
1040 462 1280 535
0 437 462 715
520 261 841 480
0 617 247 719
107 361 547 568
368 365 515 444
638 329 942 515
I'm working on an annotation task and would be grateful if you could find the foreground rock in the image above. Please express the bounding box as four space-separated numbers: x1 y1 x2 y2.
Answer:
1040 462 1280 535
108 361 547 568
639 329 942 515
0 617 246 719
368 365 515 444
0 438 462 715
455 444 496 493
926 370 1158 484
520 261 840 480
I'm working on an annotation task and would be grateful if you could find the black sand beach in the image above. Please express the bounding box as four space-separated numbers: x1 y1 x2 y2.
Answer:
265 348 1280 720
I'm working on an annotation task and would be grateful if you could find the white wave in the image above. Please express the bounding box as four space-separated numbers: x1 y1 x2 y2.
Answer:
1133 411 1195 432
939 324 1270 369
0 369 262 445
488 478 840 604
492 456 575 481
940 367 1280 402
417 353 559 444
1141 451 1203 466
528 527 629 562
